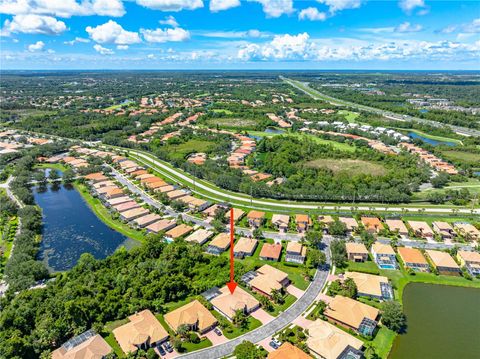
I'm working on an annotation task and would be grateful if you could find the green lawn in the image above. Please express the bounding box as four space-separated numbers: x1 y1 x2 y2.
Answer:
371 327 396 358
440 150 480 165
289 133 357 152
210 109 233 115
339 110 360 123
345 259 380 275
75 183 146 242
219 315 262 339
182 337 213 352
306 158 386 176
104 332 125 358
269 294 296 316
165 139 216 161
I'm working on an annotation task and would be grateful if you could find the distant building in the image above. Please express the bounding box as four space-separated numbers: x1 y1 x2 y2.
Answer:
456 250 480 276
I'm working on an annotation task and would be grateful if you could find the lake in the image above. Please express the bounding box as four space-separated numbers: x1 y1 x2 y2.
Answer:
389 283 480 359
35 184 135 272
408 132 457 147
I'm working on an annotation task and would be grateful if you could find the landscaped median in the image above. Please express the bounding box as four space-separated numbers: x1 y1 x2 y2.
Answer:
121 147 479 215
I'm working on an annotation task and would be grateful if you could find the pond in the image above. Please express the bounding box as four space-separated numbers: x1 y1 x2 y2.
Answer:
389 283 480 359
35 184 136 272
408 132 457 147
264 127 285 134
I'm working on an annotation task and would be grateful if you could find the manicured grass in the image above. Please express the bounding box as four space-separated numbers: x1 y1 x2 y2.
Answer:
440 150 480 165
405 129 463 146
74 183 146 242
182 337 213 352
104 332 125 358
36 163 69 172
289 133 357 152
345 260 380 275
205 117 258 128
339 110 360 123
305 158 387 176
218 315 262 339
165 139 216 161
269 294 296 316
211 109 233 115
371 327 396 358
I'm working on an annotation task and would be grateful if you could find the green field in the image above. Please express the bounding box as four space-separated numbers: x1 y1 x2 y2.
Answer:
306 158 387 176
211 109 233 115
289 133 357 152
339 110 360 123
405 129 464 146
440 150 480 165
166 139 216 160
205 117 258 128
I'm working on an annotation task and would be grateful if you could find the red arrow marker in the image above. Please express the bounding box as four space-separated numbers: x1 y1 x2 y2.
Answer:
226 207 237 294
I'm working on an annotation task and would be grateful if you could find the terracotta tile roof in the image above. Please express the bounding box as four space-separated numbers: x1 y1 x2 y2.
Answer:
345 271 389 298
234 237 258 254
268 342 312 359
113 310 168 354
338 217 358 230
397 247 428 265
457 250 480 264
385 219 408 233
345 242 368 255
165 224 193 239
164 300 217 333
184 229 214 245
146 219 176 234
259 243 282 260
371 242 395 255
211 286 260 319
324 296 379 330
247 210 265 220
306 320 362 359
209 233 231 249
426 250 459 269
361 217 382 232
52 334 112 359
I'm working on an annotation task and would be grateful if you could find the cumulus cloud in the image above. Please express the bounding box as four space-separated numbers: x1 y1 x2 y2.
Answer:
147 53 156 59
2 14 66 35
398 0 425 13
141 27 190 43
0 0 125 18
395 22 423 33
117 45 129 50
28 40 45 52
210 0 240 12
199 29 267 38
159 15 179 27
64 37 90 45
318 0 363 14
299 7 327 21
135 0 204 11
86 20 141 45
237 33 480 62
93 44 114 55
249 0 294 18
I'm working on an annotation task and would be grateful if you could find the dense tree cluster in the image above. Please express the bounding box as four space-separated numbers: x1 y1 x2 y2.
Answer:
0 238 250 358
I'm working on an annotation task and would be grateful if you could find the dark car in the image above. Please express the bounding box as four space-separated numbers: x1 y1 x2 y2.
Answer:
164 343 173 353
269 341 278 349
158 346 166 356
214 328 222 336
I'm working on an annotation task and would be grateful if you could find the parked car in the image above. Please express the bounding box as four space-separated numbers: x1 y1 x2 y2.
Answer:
272 338 282 346
214 328 222 336
164 343 173 353
158 346 166 356
269 341 278 349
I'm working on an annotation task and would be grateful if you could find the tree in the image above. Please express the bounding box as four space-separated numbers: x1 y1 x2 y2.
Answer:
232 309 248 328
146 348 158 359
259 294 273 312
305 230 322 247
270 289 284 304
252 228 263 239
328 219 348 236
382 301 406 333
48 169 60 182
62 169 75 184
177 324 189 338
306 248 326 268
330 239 347 268
233 341 265 359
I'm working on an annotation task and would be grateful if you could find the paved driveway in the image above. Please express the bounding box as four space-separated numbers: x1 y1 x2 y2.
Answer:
293 316 314 329
250 308 275 324
286 284 304 298
257 337 275 353
155 346 179 359
203 328 229 346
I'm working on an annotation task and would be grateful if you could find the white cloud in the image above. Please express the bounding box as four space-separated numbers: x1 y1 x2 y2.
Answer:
64 37 90 45
135 0 204 11
210 0 240 12
250 0 294 18
318 0 363 14
299 7 327 21
398 0 425 13
141 27 190 43
463 18 480 33
198 29 267 38
28 40 45 52
395 22 423 33
2 14 66 35
93 44 114 55
237 33 480 63
0 0 125 18
117 45 129 50
159 15 179 27
147 53 156 59
86 20 141 45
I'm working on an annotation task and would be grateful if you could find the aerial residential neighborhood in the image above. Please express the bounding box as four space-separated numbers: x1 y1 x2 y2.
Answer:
0 1 479 359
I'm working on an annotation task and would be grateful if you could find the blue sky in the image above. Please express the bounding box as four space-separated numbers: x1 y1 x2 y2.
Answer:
1 0 479 69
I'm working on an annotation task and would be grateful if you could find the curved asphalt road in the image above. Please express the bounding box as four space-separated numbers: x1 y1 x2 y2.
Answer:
129 150 480 215
178 240 331 359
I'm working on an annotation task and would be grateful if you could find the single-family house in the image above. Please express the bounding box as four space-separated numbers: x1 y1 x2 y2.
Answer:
385 219 409 237
269 342 313 359
105 196 132 207
339 217 358 234
397 247 429 272
371 242 397 269
408 221 434 240
206 233 230 255
259 243 282 261
247 210 265 228
210 286 260 321
454 223 480 241
112 310 169 354
285 242 307 264
456 250 480 276
166 189 188 200
361 217 383 234
344 271 393 300
425 250 460 275
164 300 217 334
133 213 162 228
432 221 455 241
145 219 176 234
226 208 245 223
323 296 379 336
120 207 149 222
184 228 214 245
51 331 113 359
165 224 193 240
306 320 363 359
271 214 290 232
345 242 369 262
249 264 290 298
296 214 312 232
113 201 141 213
84 172 108 183
233 237 258 258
